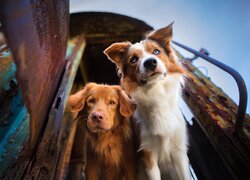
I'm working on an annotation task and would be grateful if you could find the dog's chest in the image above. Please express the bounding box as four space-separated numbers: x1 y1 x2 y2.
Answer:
132 80 184 163
133 82 180 135
89 134 123 166
133 80 178 109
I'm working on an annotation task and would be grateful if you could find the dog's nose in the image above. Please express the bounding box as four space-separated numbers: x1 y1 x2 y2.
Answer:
143 58 157 71
92 112 104 123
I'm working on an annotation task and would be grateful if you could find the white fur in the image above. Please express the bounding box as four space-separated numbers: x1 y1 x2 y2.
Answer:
131 60 190 179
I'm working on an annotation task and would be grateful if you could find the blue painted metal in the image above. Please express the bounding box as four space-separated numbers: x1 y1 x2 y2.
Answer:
0 48 30 174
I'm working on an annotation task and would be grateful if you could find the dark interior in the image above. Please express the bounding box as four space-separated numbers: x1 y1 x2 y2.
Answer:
69 12 153 87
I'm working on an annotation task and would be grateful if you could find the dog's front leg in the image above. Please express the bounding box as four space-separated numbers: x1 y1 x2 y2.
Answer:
171 150 190 180
139 149 161 180
147 161 161 180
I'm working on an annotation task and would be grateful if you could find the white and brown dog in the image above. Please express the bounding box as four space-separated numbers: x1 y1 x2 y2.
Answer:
104 23 190 180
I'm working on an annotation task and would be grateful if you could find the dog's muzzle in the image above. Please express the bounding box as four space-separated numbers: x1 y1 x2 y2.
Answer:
143 58 157 71
139 59 167 85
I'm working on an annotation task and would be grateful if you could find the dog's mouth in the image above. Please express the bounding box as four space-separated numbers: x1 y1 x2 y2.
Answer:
95 127 109 133
87 121 111 133
88 125 110 133
139 71 166 85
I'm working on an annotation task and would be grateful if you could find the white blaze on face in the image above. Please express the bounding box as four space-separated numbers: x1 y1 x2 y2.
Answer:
129 41 167 83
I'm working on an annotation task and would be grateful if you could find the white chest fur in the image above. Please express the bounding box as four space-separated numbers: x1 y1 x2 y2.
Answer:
133 76 184 133
132 76 187 164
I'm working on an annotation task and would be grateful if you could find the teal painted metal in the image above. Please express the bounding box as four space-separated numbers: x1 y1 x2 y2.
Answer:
0 50 15 89
66 42 75 58
0 39 85 176
0 49 30 174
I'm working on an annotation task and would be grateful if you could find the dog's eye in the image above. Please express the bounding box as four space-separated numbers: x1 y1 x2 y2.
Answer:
109 100 116 105
153 49 160 55
88 98 96 104
130 56 139 64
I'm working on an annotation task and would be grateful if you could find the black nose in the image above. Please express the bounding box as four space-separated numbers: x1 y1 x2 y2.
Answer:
143 58 157 71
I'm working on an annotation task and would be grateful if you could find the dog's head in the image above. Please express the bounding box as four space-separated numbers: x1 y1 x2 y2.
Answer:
68 83 136 133
104 23 184 91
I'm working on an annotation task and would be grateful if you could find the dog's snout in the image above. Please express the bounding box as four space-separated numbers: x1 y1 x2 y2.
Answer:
92 112 104 123
144 58 157 71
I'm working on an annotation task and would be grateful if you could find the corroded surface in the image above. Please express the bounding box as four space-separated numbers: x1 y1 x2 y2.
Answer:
178 53 250 179
0 37 86 179
70 12 153 42
23 37 86 179
0 0 69 146
0 50 14 89
0 48 30 176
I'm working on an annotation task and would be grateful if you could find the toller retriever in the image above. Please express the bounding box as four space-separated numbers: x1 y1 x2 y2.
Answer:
69 83 137 180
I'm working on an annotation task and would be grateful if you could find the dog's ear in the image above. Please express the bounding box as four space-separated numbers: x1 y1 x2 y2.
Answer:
117 87 136 117
68 83 96 112
104 42 131 68
147 22 174 47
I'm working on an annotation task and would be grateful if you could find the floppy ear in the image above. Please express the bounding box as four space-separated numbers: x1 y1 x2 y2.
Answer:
147 22 174 48
117 88 137 117
68 83 96 112
103 42 131 68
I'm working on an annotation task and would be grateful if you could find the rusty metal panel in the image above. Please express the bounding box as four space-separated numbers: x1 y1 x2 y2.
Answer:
178 55 250 179
0 37 86 179
0 0 69 146
70 12 153 42
23 37 86 179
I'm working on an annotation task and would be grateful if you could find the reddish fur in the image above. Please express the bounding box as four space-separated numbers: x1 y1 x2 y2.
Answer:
104 31 185 98
69 83 137 180
118 41 185 96
85 117 136 180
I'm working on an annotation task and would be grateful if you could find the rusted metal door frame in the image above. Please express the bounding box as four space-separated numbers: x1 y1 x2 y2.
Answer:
173 41 248 133
173 43 250 179
0 0 69 149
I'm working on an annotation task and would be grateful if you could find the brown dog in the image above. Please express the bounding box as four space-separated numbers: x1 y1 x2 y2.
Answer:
68 83 137 180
